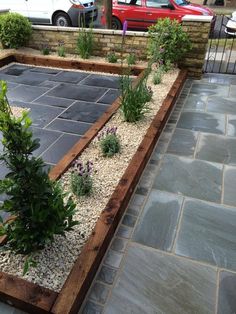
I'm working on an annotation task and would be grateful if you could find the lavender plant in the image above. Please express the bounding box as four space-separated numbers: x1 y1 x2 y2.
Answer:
98 127 121 157
71 160 93 197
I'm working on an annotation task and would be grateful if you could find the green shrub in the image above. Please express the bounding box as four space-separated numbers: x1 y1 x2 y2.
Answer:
98 127 120 157
0 13 32 49
148 18 191 67
76 26 94 59
0 81 78 255
127 53 136 65
42 45 50 55
71 160 93 197
120 70 152 123
107 52 118 63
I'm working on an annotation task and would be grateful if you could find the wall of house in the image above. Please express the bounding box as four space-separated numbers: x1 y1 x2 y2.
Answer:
27 15 213 78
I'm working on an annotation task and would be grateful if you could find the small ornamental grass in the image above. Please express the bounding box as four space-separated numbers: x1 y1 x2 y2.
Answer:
153 67 163 85
107 52 118 63
58 41 66 57
126 53 136 65
0 81 78 260
76 24 94 59
98 127 121 157
71 160 93 197
42 44 50 55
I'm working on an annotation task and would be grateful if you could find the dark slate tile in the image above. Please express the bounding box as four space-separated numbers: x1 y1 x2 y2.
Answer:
13 101 63 128
207 96 236 115
46 118 91 135
89 282 110 305
80 74 120 89
1 64 31 76
49 71 88 83
196 134 236 165
167 128 198 157
104 244 217 314
153 154 223 203
97 89 120 105
41 134 80 164
137 163 158 191
104 250 123 268
33 95 74 108
15 72 52 86
116 225 133 239
6 82 18 90
30 67 61 75
183 95 207 111
176 199 236 270
82 300 103 314
133 190 182 251
153 132 171 154
38 81 60 88
59 101 107 123
122 214 137 228
190 83 229 97
111 238 128 253
177 111 225 135
7 85 49 102
127 193 146 216
31 127 61 157
97 266 117 285
47 83 107 102
223 166 236 207
226 115 236 137
217 271 236 314
0 73 19 83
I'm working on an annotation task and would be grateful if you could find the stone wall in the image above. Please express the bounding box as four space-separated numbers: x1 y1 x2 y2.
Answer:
28 16 213 78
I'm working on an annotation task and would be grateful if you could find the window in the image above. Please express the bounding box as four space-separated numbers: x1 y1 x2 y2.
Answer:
146 0 170 7
117 0 142 6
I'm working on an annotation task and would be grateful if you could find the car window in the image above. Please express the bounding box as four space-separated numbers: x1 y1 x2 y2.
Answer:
146 0 170 7
117 0 142 6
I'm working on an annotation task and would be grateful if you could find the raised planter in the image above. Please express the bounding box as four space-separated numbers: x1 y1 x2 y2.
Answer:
0 53 187 314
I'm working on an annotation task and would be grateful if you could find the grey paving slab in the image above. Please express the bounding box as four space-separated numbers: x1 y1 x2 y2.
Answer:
167 128 198 157
46 118 91 135
177 111 226 134
14 72 53 86
153 154 223 203
47 83 108 102
133 190 183 251
227 115 236 137
97 89 120 105
207 96 236 115
190 83 229 97
202 73 236 85
38 80 59 89
97 266 117 285
33 95 74 108
217 271 236 314
127 193 146 216
8 85 49 102
60 101 108 123
80 74 120 89
104 250 123 268
41 134 80 164
49 70 89 83
0 64 31 76
82 301 103 314
223 166 236 207
175 199 236 271
229 86 236 98
89 282 110 304
104 244 217 314
183 94 207 111
196 133 236 165
111 238 128 253
31 127 61 157
0 302 28 314
29 67 60 75
116 225 133 239
122 214 137 228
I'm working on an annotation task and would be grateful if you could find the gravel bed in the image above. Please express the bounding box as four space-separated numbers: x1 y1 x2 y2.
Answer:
0 62 179 292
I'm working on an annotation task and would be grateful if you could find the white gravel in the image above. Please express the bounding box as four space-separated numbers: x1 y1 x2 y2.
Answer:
0 62 179 292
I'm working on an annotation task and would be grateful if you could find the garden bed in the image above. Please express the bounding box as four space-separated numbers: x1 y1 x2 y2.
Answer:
0 52 187 314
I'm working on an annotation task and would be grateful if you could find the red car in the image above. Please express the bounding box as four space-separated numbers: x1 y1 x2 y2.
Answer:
101 0 215 30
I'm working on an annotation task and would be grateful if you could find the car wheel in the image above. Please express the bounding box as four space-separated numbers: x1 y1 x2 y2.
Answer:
112 17 122 30
54 12 71 27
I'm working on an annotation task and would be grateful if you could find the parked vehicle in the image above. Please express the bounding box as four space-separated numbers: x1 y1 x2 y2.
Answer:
0 0 98 27
101 0 215 30
225 11 236 37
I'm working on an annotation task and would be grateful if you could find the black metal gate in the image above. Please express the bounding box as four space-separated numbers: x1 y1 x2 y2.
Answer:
204 15 236 74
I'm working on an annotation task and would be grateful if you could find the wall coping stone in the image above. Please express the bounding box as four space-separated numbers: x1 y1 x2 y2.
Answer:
182 15 213 22
32 25 148 37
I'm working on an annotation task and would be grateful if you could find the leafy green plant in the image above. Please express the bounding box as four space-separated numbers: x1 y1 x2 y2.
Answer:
71 160 93 197
0 81 78 255
98 127 120 157
148 18 191 67
120 69 152 123
107 52 118 63
127 53 136 65
42 44 50 55
76 24 94 59
0 13 32 49
58 41 66 57
153 67 163 85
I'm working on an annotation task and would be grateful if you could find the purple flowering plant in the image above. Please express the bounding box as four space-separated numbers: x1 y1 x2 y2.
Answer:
71 160 93 196
97 126 120 157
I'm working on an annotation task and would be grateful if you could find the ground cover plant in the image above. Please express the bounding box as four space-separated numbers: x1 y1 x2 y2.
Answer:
0 13 32 49
0 81 78 258
70 160 93 197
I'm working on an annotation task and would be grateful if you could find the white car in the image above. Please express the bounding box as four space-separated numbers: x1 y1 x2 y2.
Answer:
0 0 98 27
225 11 236 37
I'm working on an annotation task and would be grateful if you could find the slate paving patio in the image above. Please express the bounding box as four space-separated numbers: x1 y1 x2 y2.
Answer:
80 73 236 314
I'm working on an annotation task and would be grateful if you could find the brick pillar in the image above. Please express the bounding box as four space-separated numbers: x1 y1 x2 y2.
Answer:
180 15 213 79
